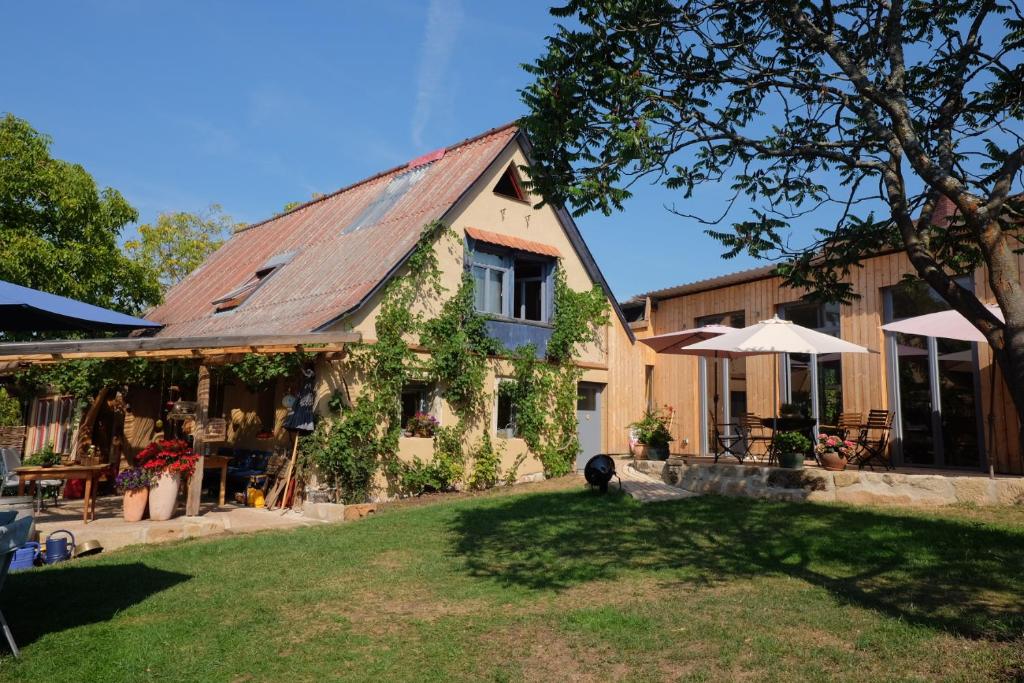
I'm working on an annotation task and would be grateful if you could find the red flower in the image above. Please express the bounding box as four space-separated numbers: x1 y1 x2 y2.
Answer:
137 439 199 477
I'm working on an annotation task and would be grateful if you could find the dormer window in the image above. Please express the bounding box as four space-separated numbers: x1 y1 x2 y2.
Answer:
465 228 561 324
212 251 296 312
492 164 527 202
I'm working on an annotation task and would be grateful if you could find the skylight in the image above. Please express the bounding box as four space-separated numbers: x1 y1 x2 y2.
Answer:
341 164 432 235
212 251 296 312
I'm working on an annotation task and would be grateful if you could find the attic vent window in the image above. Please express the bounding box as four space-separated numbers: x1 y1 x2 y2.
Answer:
341 164 432 235
493 164 527 202
212 251 296 312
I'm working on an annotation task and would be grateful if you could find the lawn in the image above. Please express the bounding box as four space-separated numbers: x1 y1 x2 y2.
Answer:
3 480 1023 682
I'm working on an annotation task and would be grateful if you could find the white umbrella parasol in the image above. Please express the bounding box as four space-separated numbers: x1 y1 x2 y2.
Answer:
681 316 870 416
880 304 1001 342
880 303 1004 472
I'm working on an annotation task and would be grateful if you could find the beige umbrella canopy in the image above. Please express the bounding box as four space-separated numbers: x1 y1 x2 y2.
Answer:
681 316 870 416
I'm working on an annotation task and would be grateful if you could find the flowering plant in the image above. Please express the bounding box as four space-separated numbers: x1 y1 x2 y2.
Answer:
630 405 675 448
115 466 153 493
406 411 439 436
815 433 855 459
136 439 200 476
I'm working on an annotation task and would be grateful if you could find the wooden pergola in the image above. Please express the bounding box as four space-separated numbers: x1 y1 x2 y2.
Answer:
0 331 361 516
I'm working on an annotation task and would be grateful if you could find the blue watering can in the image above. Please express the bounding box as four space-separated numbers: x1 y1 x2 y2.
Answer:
10 542 40 572
44 530 75 564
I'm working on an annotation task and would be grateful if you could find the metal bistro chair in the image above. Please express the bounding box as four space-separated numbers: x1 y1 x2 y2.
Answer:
852 410 895 470
711 412 750 463
712 411 761 464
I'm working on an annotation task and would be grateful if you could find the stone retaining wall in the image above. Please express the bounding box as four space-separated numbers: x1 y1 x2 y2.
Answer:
630 459 1024 507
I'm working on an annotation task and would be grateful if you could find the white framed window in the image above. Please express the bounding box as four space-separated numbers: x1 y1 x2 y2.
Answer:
494 378 519 438
469 245 554 323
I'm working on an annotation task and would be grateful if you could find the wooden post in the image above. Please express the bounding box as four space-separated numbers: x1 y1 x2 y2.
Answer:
186 365 209 517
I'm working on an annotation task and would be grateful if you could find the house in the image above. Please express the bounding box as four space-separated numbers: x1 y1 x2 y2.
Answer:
629 241 1024 476
145 123 646 489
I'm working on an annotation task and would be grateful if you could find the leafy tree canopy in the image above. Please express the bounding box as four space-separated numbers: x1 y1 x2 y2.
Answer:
125 204 238 292
0 113 160 314
522 1 1024 450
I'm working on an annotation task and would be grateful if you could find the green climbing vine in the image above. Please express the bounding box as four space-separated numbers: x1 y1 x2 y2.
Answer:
502 268 609 477
300 224 610 501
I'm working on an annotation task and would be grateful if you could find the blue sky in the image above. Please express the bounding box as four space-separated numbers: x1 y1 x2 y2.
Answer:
3 0 777 300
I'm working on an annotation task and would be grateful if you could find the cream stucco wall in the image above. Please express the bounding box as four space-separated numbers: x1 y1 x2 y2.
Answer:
307 137 643 490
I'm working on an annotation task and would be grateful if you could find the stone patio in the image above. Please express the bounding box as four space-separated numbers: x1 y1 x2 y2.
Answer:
630 456 1024 507
22 496 326 553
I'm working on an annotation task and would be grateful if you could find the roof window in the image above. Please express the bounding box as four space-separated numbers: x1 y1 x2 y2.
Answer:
212 251 296 312
342 164 432 235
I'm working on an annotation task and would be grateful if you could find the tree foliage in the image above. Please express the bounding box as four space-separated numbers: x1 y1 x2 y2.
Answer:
0 113 160 315
125 204 237 292
523 0 1024 449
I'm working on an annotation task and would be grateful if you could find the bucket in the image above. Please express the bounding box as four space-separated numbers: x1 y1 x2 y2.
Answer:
246 487 265 508
11 542 40 572
44 529 75 564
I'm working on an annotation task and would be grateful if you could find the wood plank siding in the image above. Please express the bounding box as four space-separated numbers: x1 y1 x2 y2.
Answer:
624 251 1023 475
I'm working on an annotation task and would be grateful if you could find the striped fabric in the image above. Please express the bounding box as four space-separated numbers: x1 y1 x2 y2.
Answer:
27 396 77 455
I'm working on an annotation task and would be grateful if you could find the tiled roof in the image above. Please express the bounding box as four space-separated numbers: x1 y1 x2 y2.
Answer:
465 227 562 257
148 124 520 337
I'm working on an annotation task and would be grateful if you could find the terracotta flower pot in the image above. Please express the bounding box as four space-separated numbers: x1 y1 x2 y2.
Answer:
122 487 149 522
633 444 649 460
148 471 181 521
820 451 848 471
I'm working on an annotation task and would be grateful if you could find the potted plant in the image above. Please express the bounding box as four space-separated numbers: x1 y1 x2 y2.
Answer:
779 402 803 418
23 443 61 467
629 407 675 461
773 431 811 469
136 439 199 521
115 467 153 522
815 433 855 471
406 411 439 438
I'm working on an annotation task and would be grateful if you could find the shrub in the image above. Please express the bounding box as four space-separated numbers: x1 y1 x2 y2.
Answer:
775 431 812 454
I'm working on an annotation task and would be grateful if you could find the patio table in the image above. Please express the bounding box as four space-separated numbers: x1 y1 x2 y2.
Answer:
15 464 109 523
760 417 818 465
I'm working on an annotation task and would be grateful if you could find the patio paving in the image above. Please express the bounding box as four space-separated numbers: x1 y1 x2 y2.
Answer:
21 496 325 553
616 458 696 503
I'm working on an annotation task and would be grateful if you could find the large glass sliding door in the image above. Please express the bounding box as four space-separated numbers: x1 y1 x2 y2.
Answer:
885 281 983 468
777 301 843 427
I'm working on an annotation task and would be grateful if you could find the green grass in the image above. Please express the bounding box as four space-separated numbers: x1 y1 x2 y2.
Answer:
3 483 1023 682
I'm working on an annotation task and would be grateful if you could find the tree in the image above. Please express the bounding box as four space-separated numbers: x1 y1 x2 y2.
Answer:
522 1 1024 450
0 113 160 315
125 204 237 292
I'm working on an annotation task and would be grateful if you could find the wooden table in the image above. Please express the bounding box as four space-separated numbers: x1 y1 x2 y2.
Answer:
15 464 109 523
202 455 231 507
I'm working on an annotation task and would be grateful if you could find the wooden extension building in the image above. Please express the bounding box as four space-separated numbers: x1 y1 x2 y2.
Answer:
622 250 1024 476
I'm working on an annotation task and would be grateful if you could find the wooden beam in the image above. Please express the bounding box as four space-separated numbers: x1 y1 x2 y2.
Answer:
0 332 361 364
186 365 209 517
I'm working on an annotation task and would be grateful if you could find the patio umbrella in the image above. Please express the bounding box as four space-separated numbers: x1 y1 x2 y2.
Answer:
639 325 741 425
681 316 870 416
880 303 1004 471
0 279 161 333
880 304 1001 343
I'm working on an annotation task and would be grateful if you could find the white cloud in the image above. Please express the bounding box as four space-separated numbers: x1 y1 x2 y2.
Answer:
411 0 464 148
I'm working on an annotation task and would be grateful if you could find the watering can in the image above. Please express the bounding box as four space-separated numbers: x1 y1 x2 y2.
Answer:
44 530 75 564
10 542 40 572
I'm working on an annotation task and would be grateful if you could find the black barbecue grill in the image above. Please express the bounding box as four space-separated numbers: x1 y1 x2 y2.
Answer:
583 454 621 493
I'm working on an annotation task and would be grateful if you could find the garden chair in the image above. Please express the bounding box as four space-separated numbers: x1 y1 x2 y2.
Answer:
851 410 895 470
818 412 863 440
0 510 33 657
742 413 775 462
710 412 750 463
